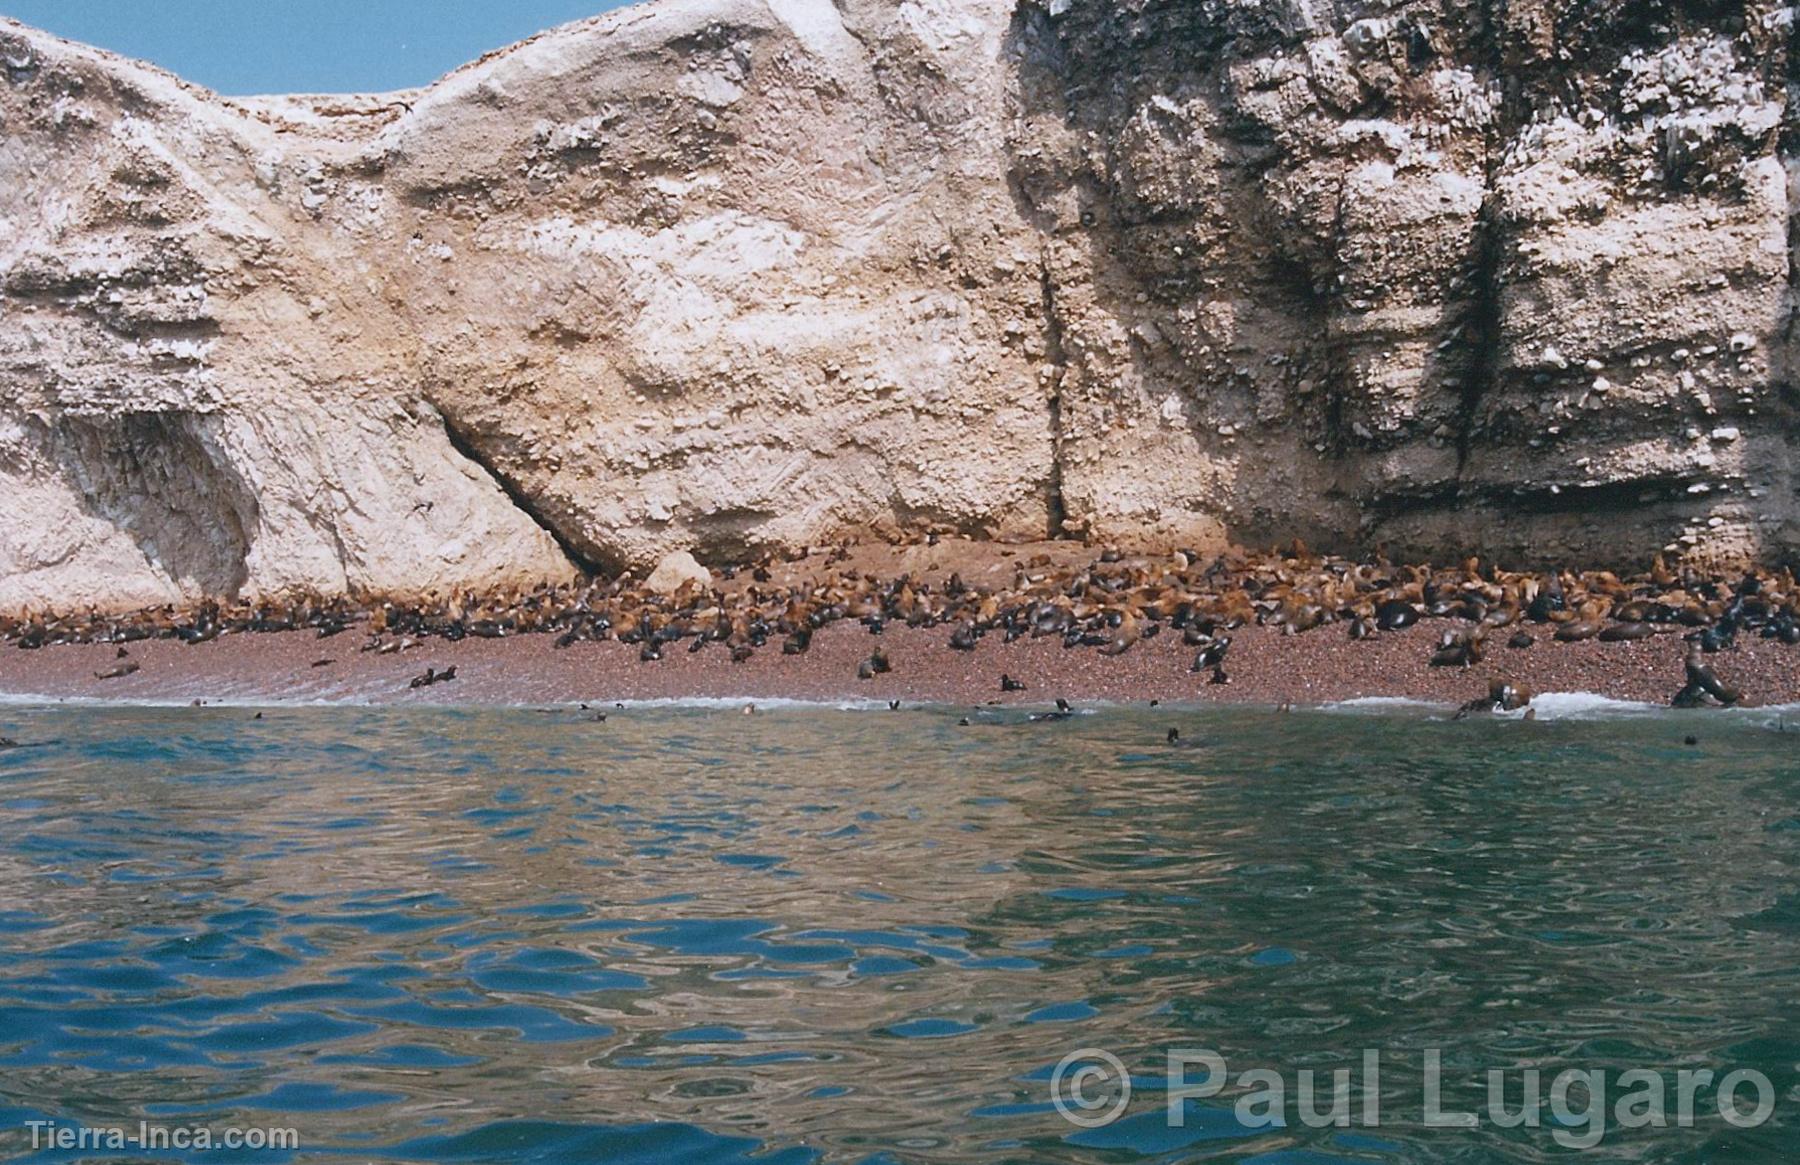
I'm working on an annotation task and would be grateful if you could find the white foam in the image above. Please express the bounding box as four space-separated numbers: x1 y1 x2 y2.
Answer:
1508 691 1662 720
1323 696 1444 714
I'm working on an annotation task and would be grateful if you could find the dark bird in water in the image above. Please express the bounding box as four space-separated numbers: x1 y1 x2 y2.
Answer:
408 665 458 690
1672 644 1742 707
958 716 971 726
93 660 140 680
1031 698 1075 722
1001 673 1026 692
1506 629 1535 649
1165 727 1205 748
1191 636 1230 673
1684 735 1698 746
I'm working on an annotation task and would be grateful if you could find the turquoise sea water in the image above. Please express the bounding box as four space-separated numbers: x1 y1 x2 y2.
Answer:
0 701 1795 1163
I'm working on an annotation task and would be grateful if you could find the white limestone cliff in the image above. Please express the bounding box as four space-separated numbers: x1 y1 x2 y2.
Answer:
2 0 1796 612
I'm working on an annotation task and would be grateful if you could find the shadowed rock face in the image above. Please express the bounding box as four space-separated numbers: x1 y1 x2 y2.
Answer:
1 0 1796 611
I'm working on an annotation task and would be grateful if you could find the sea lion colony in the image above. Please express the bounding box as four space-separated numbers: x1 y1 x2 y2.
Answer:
2 545 1796 707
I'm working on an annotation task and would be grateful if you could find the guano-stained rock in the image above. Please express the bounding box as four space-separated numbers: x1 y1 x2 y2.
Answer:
2 0 1796 614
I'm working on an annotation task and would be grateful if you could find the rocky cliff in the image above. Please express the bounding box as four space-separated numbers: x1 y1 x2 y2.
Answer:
2 0 1796 612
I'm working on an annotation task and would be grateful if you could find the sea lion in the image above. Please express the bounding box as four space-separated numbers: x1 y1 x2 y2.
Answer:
1554 619 1603 642
1031 698 1075 722
1191 637 1231 674
1671 645 1741 707
1376 600 1420 631
1165 727 1205 748
949 623 979 651
1429 626 1483 668
1453 678 1532 719
1598 622 1656 642
1001 674 1026 692
408 665 458 690
93 660 140 680
1506 630 1535 650
312 658 335 668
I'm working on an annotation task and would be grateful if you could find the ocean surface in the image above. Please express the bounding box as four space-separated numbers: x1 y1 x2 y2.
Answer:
0 700 1795 1164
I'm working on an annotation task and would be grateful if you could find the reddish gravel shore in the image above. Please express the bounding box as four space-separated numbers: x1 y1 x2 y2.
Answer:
2 619 1796 710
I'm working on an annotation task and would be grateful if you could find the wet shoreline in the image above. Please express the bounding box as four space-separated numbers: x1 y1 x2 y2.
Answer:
2 617 1796 712
4 542 1797 713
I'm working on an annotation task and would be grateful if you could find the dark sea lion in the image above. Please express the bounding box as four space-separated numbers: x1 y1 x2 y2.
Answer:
1000 674 1026 692
1672 645 1741 707
1430 627 1483 667
407 665 458 690
1598 622 1656 642
1506 630 1535 649
1191 637 1230 673
1376 600 1420 631
1165 728 1204 748
93 660 140 680
1030 698 1075 722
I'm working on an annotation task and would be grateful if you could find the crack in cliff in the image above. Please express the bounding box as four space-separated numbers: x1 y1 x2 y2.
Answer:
1451 0 1513 487
434 406 607 578
1037 252 1070 539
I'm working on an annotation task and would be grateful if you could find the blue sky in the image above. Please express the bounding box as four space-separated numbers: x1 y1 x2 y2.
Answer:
0 0 638 93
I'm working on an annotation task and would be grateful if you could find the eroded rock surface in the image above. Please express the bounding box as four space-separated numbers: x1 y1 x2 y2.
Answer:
2 0 1796 612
